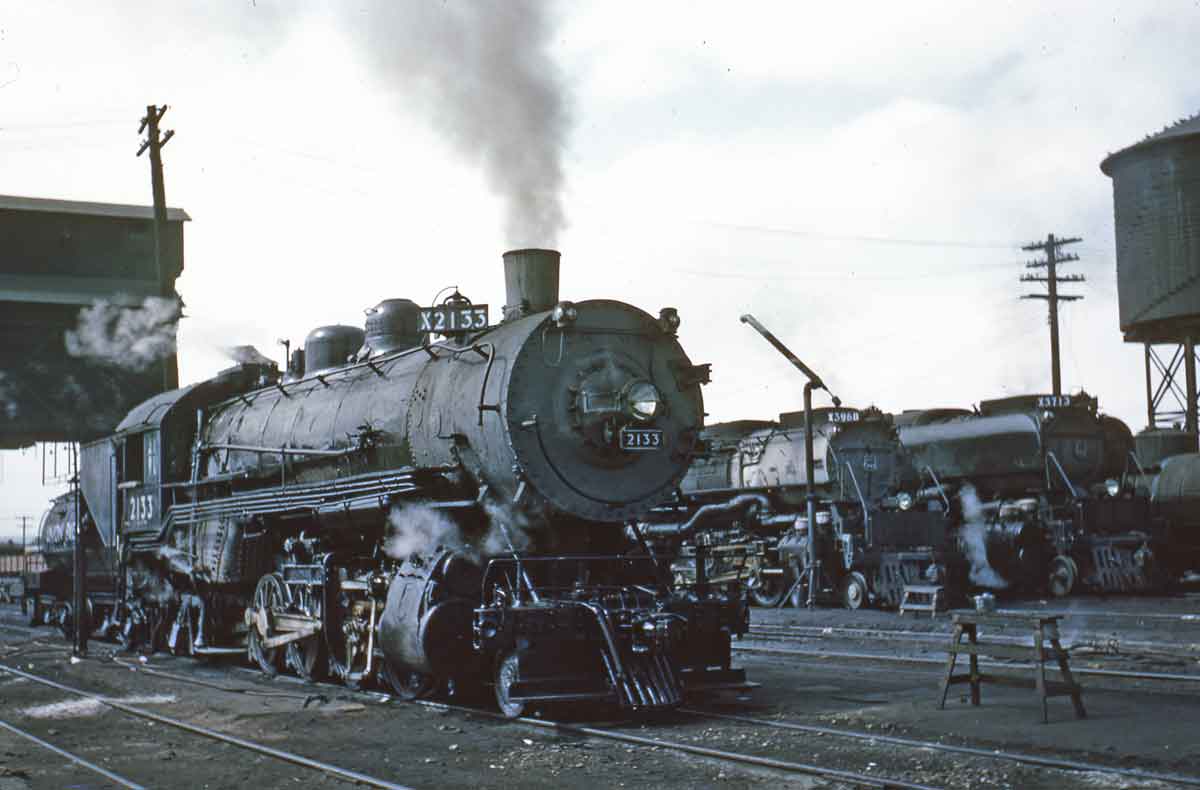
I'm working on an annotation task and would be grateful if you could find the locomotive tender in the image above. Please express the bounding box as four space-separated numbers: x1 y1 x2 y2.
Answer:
67 249 750 716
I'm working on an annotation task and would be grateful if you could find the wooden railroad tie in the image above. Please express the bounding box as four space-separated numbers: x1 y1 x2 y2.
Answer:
938 612 1086 724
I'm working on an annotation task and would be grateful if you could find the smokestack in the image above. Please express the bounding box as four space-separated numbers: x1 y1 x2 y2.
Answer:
503 249 560 321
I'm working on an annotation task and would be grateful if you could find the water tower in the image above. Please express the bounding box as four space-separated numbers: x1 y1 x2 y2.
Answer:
1101 113 1200 452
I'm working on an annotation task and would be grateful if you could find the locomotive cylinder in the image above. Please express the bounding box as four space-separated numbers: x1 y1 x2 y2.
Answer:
377 552 481 674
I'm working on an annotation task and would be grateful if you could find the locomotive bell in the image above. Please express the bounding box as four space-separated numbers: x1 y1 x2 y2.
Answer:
503 248 560 321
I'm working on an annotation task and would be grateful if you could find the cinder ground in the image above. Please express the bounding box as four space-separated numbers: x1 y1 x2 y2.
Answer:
1 596 1197 790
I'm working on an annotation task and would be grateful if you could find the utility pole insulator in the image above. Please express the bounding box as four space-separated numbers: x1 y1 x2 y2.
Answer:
1020 233 1084 396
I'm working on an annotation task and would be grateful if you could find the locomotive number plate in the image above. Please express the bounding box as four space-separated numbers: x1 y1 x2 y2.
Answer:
620 427 663 451
419 304 489 334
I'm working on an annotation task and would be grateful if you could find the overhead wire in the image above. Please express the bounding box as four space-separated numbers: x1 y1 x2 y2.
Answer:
703 219 1022 250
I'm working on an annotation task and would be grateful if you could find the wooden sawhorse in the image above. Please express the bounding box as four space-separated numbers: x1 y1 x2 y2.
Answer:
938 612 1086 723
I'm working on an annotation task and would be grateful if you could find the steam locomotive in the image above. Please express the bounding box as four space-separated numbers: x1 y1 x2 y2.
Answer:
642 385 1200 610
894 393 1200 596
21 491 120 633
639 406 962 609
56 249 751 716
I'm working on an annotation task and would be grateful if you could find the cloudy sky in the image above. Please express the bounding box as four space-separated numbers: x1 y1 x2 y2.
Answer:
2 1 1199 538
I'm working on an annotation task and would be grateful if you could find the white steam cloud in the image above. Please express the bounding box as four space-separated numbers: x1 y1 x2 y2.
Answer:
64 296 181 371
958 483 1009 590
338 1 570 246
384 503 467 560
384 500 533 563
222 345 277 367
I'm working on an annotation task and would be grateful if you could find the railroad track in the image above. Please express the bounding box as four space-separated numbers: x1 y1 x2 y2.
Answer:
117 654 939 790
127 653 1200 790
4 619 1199 788
678 708 1200 788
748 623 1200 656
735 643 1200 684
0 716 147 790
0 661 414 790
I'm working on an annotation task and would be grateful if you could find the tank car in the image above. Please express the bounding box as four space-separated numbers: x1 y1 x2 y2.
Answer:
894 392 1162 596
72 249 749 716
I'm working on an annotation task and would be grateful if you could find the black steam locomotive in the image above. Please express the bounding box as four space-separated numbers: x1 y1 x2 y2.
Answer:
21 491 120 634
60 249 750 716
639 406 961 610
894 392 1200 596
640 384 1200 609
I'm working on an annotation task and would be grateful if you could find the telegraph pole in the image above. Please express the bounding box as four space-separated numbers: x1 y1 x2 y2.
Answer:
1021 234 1084 396
70 444 87 657
137 105 174 279
20 515 28 579
138 105 177 391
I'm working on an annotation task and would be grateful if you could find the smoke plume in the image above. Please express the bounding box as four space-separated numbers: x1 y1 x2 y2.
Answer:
338 1 571 246
222 345 276 367
64 296 181 371
958 484 1009 590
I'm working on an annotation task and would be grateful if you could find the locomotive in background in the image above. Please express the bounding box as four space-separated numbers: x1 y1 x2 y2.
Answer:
44 249 751 717
639 405 962 609
18 491 118 632
895 392 1200 597
638 317 960 610
640 310 1200 608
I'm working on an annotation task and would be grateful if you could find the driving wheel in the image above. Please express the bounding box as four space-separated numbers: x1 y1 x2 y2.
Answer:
494 651 526 719
247 573 288 676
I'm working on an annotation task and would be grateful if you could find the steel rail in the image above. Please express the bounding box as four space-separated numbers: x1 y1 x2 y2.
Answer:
134 664 937 789
410 699 941 790
0 662 415 790
994 607 1200 623
747 624 1200 656
0 621 40 637
680 708 1200 788
0 717 147 790
734 644 1200 683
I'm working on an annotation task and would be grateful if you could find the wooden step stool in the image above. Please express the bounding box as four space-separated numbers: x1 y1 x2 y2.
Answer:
899 584 945 617
938 612 1086 723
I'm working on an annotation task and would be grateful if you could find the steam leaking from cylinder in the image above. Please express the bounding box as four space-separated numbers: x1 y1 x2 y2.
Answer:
958 484 1010 590
384 501 533 563
336 1 570 246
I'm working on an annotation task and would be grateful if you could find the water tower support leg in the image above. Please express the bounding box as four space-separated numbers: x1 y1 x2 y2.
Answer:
1186 335 1197 444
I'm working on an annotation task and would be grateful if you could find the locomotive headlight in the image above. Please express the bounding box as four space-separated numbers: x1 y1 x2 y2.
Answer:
551 300 578 327
897 492 914 511
623 380 662 421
